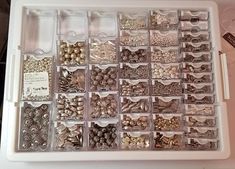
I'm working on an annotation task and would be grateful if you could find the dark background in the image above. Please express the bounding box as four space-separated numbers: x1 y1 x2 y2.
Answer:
0 0 10 141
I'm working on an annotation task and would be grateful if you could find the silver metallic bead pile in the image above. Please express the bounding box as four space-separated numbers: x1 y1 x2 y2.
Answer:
120 15 146 30
152 64 179 79
121 98 149 113
55 123 83 150
150 11 178 30
90 93 117 118
23 55 52 100
90 40 116 63
152 81 182 96
56 95 85 120
120 31 148 46
151 49 178 63
150 31 178 47
186 138 217 150
59 40 86 65
121 133 150 149
20 103 50 151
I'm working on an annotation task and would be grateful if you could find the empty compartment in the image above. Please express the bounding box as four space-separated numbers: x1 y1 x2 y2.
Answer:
120 63 149 79
121 114 150 131
182 52 211 62
89 92 118 119
88 121 118 150
119 11 148 30
55 93 85 121
185 127 218 139
184 116 216 127
182 73 213 83
151 63 180 79
120 79 149 96
53 122 84 151
120 132 150 150
151 46 179 63
180 21 209 31
89 11 117 37
150 30 178 47
59 10 87 37
22 55 53 101
185 104 214 115
150 10 179 30
152 96 182 114
153 114 182 131
120 46 149 63
18 102 51 152
57 66 86 93
185 138 218 150
89 38 117 64
180 10 209 21
121 96 150 113
152 80 182 96
22 9 56 54
89 64 118 91
119 30 148 46
154 131 183 150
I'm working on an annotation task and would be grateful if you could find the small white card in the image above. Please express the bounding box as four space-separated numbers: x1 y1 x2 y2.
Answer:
23 72 49 98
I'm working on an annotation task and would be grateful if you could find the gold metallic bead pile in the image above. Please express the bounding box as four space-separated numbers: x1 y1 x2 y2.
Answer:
59 41 86 65
121 133 150 149
154 115 181 131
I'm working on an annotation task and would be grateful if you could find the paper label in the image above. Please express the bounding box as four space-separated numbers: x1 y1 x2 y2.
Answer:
23 72 49 97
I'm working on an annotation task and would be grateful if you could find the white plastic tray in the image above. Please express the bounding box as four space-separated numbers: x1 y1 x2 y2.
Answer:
3 0 230 161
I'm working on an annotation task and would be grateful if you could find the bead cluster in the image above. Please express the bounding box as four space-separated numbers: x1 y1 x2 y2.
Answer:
152 64 179 79
121 133 150 149
55 123 83 150
150 31 178 47
90 66 117 91
153 98 180 114
120 31 148 46
20 103 50 151
154 132 182 149
121 98 149 113
90 93 117 118
90 40 116 63
121 115 149 131
151 49 178 63
120 48 148 63
120 15 146 30
59 68 85 93
154 115 181 131
120 81 148 96
56 95 85 120
89 123 117 149
59 41 86 65
120 64 149 79
153 81 182 96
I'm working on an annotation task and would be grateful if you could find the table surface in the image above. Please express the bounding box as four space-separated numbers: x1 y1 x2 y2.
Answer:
1 0 235 168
